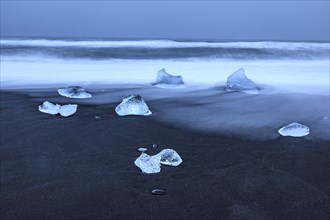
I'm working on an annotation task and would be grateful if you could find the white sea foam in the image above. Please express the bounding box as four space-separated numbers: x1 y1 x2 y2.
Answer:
1 58 328 95
1 39 329 50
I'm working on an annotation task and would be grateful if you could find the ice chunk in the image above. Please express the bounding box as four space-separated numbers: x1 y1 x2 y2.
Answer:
58 104 78 117
38 101 60 115
38 101 77 117
225 68 258 94
134 153 161 174
138 147 148 152
58 86 92 99
156 149 183 166
134 148 183 173
115 95 152 116
278 122 310 137
151 189 165 195
154 68 184 85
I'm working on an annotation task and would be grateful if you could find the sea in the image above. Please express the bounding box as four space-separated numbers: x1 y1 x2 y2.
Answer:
0 37 329 93
0 37 329 140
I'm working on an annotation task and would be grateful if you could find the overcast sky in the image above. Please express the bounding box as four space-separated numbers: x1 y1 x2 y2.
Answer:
1 1 329 41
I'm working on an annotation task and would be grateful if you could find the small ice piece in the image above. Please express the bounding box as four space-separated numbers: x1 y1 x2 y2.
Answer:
151 189 165 195
58 104 78 117
278 122 310 137
138 147 148 152
115 95 152 116
134 153 161 174
58 86 92 99
156 149 183 166
323 116 329 119
152 144 158 148
154 68 184 85
39 101 77 117
95 116 101 119
38 101 61 115
225 68 258 94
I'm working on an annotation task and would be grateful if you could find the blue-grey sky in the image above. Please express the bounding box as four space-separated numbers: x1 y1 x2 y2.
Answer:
1 1 329 41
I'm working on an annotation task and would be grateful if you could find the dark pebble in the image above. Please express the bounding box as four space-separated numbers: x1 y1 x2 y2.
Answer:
151 189 165 195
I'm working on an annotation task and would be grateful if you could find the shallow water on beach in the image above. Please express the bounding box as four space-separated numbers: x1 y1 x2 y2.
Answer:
15 84 328 141
1 38 329 140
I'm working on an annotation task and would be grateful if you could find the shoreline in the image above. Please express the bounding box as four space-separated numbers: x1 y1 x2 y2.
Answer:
2 84 328 141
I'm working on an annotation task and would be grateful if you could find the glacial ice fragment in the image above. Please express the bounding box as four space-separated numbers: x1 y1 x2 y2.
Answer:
138 147 148 152
156 149 183 166
38 101 60 115
58 104 78 117
225 68 258 94
38 101 77 117
134 153 161 174
115 95 152 116
134 148 183 174
58 86 92 99
151 189 165 195
154 68 184 85
278 122 310 137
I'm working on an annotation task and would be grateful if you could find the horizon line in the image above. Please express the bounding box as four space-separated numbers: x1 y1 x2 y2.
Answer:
1 35 329 43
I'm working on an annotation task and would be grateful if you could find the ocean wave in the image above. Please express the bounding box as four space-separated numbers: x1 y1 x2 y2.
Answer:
1 38 329 60
1 45 329 60
1 38 329 50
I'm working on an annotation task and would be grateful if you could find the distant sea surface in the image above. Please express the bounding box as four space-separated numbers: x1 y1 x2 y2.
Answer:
1 37 329 60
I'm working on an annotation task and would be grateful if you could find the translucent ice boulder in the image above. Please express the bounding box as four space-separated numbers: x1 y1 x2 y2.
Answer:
115 95 152 116
38 101 61 115
225 68 258 94
134 148 182 174
156 149 183 166
134 153 161 174
58 104 78 117
153 68 184 86
58 86 92 99
278 122 310 137
39 101 77 117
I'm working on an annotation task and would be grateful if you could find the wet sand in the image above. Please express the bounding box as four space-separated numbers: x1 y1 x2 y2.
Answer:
1 90 329 219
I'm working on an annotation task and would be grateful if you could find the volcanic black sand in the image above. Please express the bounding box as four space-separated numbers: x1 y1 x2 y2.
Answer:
1 90 329 220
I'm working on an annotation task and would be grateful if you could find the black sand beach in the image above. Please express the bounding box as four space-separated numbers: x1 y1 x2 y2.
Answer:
1 89 329 220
